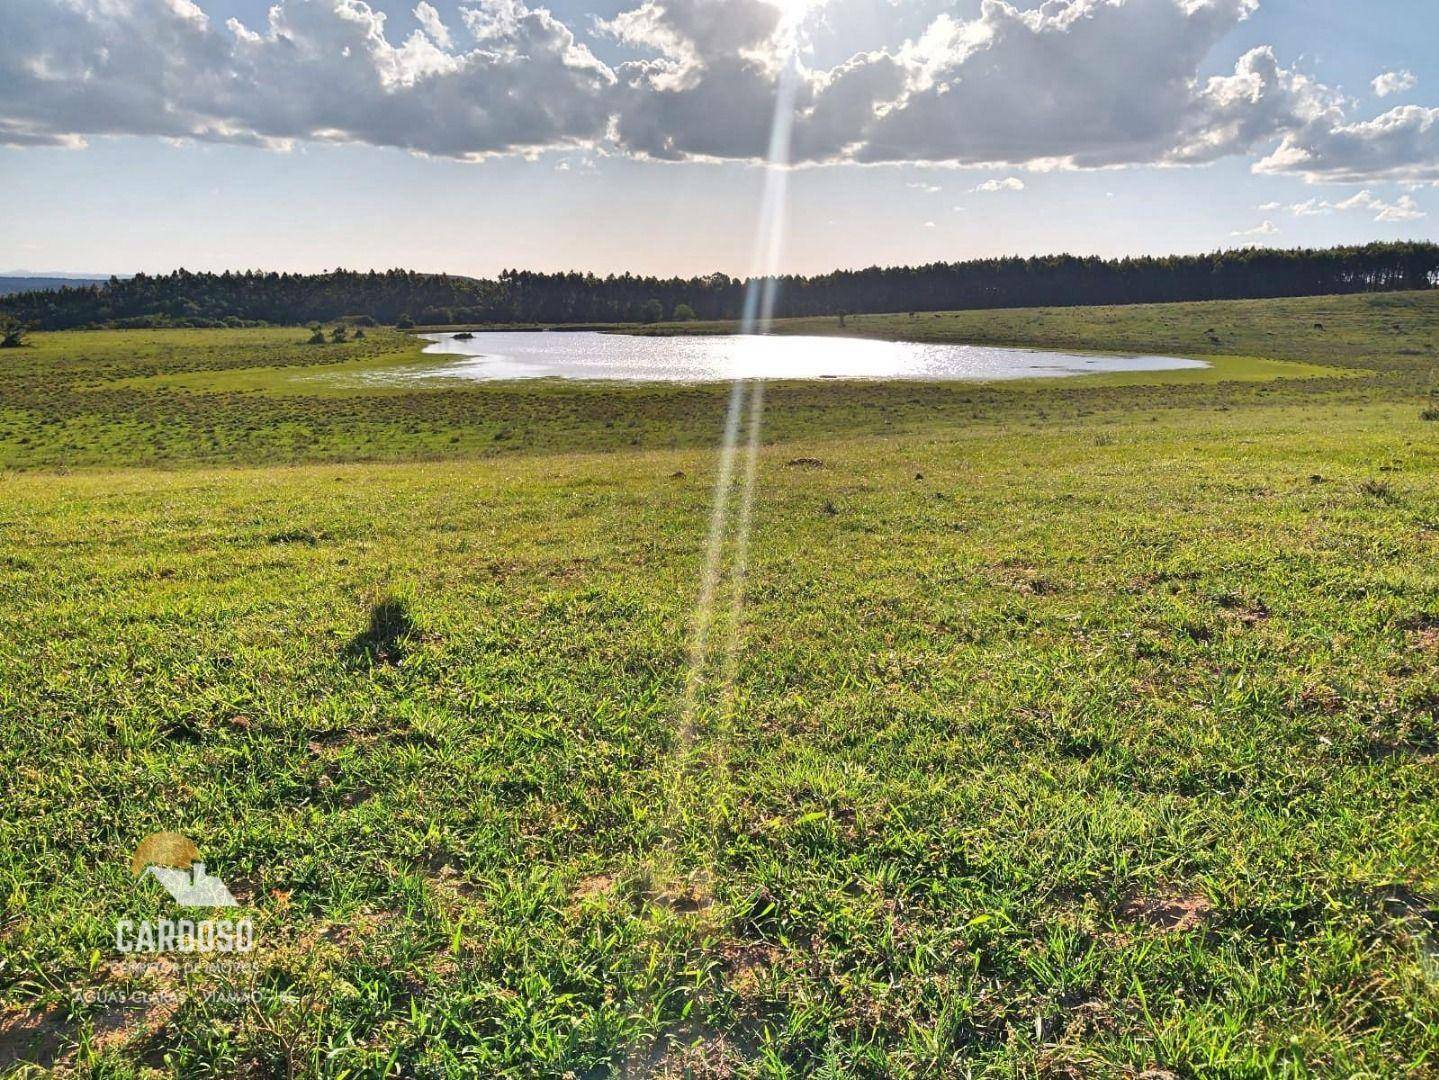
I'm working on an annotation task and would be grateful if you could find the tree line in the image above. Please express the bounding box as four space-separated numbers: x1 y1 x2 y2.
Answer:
2 243 1435 331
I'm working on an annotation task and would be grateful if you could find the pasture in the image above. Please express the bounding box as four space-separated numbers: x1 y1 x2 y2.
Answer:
1 291 1437 1075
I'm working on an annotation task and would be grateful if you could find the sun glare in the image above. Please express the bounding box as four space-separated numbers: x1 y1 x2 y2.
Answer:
770 0 820 36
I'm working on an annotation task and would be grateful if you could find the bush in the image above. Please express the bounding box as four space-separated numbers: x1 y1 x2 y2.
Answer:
307 326 327 345
1 317 29 348
396 314 415 329
673 303 697 322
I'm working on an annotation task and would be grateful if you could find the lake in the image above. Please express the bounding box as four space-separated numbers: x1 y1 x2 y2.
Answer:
405 331 1207 383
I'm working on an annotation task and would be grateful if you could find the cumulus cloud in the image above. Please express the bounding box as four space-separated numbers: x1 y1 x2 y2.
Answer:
0 0 614 157
1168 45 1338 164
844 0 1323 169
1256 106 1439 183
1284 190 1425 222
973 177 1025 193
412 2 452 49
0 0 1435 185
597 0 801 159
1231 220 1280 237
1372 70 1417 98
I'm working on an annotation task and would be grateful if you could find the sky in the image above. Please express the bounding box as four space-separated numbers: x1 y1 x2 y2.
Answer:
0 0 1436 279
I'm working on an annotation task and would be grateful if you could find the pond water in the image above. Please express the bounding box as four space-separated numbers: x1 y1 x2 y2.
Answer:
405 331 1207 383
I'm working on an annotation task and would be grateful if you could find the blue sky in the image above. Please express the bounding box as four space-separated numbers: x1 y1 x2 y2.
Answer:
1 0 1435 277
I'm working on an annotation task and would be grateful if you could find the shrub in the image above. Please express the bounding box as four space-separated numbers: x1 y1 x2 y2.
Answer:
1 317 30 348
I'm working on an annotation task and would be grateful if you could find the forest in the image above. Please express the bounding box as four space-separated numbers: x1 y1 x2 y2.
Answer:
2 242 1435 330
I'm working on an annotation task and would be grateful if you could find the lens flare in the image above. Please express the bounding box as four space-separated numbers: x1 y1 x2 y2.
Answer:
655 24 803 917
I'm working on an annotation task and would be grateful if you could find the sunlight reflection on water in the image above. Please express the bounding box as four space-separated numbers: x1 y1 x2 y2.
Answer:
396 331 1207 384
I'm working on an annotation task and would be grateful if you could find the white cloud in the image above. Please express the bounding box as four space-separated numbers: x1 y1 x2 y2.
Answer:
1231 220 1280 237
1226 220 1283 235
1256 106 1439 184
907 182 940 193
973 177 1025 193
412 2 452 50
1281 189 1425 222
599 0 810 160
0 0 1434 186
1356 192 1425 222
0 0 616 157
1257 201 1282 210
1372 70 1417 98
855 0 1239 165
1169 46 1339 165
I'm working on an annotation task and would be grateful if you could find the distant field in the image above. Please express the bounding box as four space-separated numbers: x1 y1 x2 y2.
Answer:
1 291 1433 471
1 292 1437 1075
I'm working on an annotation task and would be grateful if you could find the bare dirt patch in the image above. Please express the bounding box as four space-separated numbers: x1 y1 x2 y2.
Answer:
1402 616 1439 652
0 1009 71 1071
574 873 615 900
720 943 780 1002
995 560 1061 596
1118 891 1212 933
91 998 177 1056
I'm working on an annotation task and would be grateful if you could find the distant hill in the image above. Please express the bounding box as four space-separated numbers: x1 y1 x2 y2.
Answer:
0 244 1435 329
0 276 107 296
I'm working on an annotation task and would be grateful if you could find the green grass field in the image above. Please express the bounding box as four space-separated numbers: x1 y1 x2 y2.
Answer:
1 292 1438 1076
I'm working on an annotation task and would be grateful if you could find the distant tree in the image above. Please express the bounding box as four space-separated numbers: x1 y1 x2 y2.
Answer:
354 328 366 339
0 316 27 348
1 243 1436 331
307 325 327 345
330 325 348 343
672 302 697 322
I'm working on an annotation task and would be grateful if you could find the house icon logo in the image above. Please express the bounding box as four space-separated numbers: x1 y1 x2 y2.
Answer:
131 832 239 908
